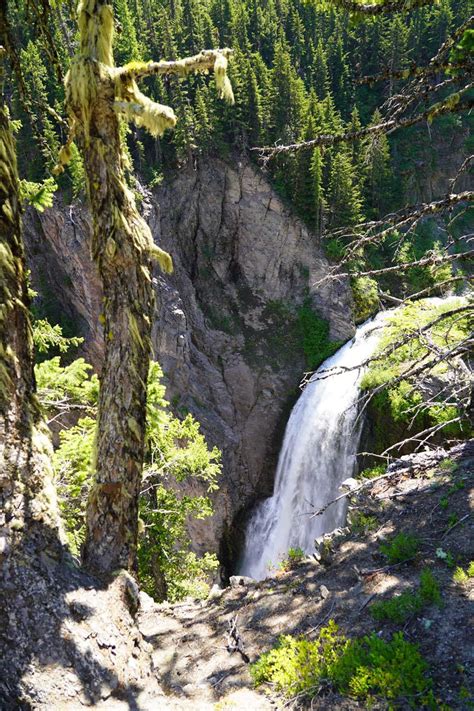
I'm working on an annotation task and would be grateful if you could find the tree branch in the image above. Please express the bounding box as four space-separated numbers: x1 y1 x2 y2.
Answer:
332 248 473 281
316 190 473 281
325 0 434 16
119 48 233 81
252 94 473 159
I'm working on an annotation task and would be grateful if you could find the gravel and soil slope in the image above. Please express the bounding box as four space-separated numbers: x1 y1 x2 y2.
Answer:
2 441 471 710
138 440 473 710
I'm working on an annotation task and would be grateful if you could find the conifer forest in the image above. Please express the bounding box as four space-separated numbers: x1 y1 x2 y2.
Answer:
0 0 473 709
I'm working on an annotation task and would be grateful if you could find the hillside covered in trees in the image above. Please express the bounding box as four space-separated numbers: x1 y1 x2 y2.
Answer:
13 0 473 225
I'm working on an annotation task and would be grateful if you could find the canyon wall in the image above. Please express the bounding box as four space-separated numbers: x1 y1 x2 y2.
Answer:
24 158 354 568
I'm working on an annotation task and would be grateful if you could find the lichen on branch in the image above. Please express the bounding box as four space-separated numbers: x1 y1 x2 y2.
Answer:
56 1 234 166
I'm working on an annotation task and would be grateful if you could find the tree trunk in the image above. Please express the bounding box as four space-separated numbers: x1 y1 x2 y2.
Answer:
66 2 156 576
64 2 233 577
0 48 62 559
81 86 155 574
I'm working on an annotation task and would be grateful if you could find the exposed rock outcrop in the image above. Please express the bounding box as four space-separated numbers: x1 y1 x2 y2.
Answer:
24 158 354 567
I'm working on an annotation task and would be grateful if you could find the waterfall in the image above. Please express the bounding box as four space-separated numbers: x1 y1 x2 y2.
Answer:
239 312 389 580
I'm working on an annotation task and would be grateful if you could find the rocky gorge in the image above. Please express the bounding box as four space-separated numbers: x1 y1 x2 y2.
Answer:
24 157 354 571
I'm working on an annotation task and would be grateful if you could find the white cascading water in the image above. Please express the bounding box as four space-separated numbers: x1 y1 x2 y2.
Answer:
239 311 390 580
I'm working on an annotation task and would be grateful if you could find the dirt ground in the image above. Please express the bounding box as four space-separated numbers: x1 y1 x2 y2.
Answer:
137 440 473 710
9 442 471 710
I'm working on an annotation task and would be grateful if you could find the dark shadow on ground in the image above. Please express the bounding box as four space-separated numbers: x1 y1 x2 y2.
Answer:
0 441 153 710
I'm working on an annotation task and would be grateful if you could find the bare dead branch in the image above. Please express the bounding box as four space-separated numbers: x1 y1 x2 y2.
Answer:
356 60 470 86
305 304 473 386
332 248 473 281
382 418 463 455
253 96 473 159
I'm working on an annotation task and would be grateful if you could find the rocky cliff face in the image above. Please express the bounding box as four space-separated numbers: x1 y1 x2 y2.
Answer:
24 158 354 571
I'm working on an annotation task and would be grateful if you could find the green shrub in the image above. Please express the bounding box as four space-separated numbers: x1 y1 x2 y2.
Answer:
380 532 420 564
453 561 474 586
53 416 96 555
436 547 456 568
35 356 99 416
251 620 435 707
351 276 379 322
38 347 221 602
297 300 341 369
279 547 305 571
371 568 441 623
358 464 385 480
349 511 378 534
33 318 83 357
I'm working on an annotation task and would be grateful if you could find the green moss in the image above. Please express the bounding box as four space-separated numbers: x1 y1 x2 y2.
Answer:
351 276 379 322
297 300 342 370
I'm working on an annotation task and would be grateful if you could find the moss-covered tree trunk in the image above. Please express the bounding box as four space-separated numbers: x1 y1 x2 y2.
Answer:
0 45 61 559
63 2 158 575
62 1 232 577
80 98 154 575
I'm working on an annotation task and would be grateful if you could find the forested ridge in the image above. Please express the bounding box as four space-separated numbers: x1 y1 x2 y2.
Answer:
12 0 472 223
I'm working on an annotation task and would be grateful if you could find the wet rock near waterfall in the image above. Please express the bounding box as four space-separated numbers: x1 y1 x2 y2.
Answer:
229 575 256 588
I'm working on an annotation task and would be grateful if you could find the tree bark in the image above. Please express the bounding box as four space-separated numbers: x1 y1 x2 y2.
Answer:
0 45 62 559
62 1 157 575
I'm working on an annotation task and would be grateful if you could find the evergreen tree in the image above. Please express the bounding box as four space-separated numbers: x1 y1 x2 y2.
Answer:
19 40 60 174
328 32 352 115
241 57 264 145
328 147 364 228
194 84 213 152
114 0 143 64
310 147 326 237
348 105 365 194
312 39 330 100
362 109 393 217
271 36 307 141
381 15 410 95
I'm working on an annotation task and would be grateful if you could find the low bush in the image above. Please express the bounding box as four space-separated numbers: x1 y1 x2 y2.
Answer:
371 568 441 624
453 561 474 586
250 620 435 708
357 464 385 480
349 511 378 534
380 532 420 564
278 547 305 571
